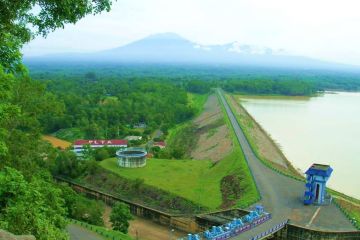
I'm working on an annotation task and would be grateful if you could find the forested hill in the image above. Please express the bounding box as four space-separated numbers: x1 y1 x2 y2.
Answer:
28 63 360 92
40 76 198 139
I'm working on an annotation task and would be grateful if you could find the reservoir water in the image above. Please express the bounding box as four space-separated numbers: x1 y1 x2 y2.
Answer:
240 92 360 199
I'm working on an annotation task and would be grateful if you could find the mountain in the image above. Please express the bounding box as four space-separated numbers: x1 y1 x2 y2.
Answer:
24 32 357 70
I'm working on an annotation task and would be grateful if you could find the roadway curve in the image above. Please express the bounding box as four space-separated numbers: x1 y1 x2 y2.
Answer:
217 89 356 239
67 224 105 240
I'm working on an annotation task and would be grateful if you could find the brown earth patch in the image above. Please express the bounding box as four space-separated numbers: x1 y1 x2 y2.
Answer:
129 216 184 240
42 135 71 150
102 206 184 240
102 205 112 229
220 174 243 209
191 95 233 162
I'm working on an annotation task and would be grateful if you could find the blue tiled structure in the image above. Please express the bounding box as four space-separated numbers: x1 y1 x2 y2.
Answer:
304 164 333 205
181 205 271 240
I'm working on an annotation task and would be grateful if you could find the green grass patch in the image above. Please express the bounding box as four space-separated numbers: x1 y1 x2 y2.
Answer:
100 158 221 209
53 127 85 142
69 218 133 240
187 93 208 115
207 128 218 138
334 199 360 230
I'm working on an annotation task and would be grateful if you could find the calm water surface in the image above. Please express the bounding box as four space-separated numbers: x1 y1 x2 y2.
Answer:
240 92 360 199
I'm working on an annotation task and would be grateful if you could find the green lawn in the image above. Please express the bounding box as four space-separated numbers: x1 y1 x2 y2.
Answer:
53 127 85 142
99 93 259 210
100 158 222 208
187 92 208 115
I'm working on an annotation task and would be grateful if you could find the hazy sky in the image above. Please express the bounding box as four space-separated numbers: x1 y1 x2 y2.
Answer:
23 0 360 65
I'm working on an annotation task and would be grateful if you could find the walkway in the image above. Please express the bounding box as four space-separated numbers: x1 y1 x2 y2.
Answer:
217 89 356 239
67 224 105 240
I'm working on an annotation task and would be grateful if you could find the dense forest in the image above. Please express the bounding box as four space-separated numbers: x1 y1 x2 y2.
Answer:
27 62 360 92
40 77 197 140
28 68 318 142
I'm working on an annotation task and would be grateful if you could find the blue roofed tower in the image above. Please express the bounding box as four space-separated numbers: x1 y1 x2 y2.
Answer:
304 164 333 205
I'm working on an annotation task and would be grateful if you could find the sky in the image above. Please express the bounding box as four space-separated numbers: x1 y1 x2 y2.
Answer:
22 0 360 65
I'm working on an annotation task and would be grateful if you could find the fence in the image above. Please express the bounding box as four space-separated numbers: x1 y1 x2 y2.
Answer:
250 220 288 240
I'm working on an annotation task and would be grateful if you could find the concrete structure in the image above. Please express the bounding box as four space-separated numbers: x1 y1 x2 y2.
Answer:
125 135 143 141
116 147 147 168
304 164 333 205
73 139 127 155
182 205 271 240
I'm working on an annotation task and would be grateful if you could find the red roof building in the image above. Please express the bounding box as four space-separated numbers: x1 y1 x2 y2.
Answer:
153 141 166 149
74 139 128 149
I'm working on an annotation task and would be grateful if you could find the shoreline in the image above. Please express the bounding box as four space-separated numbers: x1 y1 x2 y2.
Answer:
227 93 360 202
226 93 359 230
226 94 303 178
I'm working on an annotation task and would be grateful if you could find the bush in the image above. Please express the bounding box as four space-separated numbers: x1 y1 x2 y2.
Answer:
110 202 133 233
95 147 110 161
58 184 105 226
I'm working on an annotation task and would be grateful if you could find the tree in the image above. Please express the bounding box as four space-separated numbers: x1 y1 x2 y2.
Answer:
94 147 110 161
54 150 85 178
0 0 112 72
0 1 114 238
0 167 68 240
110 202 133 233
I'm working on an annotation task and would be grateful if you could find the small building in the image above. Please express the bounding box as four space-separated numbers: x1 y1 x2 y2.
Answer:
304 164 333 205
116 147 147 168
73 139 128 155
134 123 147 129
153 141 166 149
125 135 142 141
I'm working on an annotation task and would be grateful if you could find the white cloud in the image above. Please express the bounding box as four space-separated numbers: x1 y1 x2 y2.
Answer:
22 0 360 65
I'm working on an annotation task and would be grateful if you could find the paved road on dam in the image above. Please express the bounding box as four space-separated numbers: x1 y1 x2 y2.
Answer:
67 224 104 240
217 89 356 239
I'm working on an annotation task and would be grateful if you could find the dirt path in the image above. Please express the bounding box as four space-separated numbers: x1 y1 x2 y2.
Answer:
191 94 233 162
102 205 112 229
102 206 184 240
128 217 184 240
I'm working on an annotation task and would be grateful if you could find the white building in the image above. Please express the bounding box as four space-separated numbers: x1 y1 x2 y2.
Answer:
73 139 128 155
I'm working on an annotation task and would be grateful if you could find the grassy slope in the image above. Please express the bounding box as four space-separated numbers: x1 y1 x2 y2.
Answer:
99 92 259 210
165 93 208 144
54 127 85 142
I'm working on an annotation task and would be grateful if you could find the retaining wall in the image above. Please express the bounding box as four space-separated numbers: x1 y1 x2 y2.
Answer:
274 224 360 240
56 176 360 239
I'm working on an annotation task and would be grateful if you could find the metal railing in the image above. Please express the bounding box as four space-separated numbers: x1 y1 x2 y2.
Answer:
249 219 288 240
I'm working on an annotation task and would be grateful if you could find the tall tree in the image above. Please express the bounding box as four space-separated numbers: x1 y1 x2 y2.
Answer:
110 202 133 234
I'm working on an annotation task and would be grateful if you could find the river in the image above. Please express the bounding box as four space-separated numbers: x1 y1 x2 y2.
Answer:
240 92 360 199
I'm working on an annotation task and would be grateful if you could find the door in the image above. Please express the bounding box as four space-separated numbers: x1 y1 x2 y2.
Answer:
315 183 320 202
